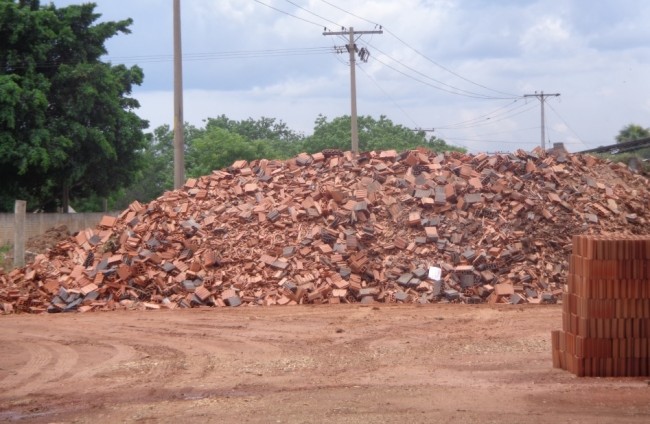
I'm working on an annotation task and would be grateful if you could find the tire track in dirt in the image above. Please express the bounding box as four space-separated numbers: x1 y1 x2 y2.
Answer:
0 338 78 397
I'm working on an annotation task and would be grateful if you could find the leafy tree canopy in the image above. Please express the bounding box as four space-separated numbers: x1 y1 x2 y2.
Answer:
205 114 303 143
0 0 147 211
303 114 464 154
616 123 650 144
186 125 278 178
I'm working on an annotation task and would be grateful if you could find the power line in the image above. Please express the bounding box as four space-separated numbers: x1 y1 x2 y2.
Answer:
317 0 518 98
546 102 588 148
453 104 539 129
445 137 586 146
435 102 534 130
443 137 541 145
109 47 335 63
444 126 540 138
5 47 335 70
283 0 344 31
382 28 519 98
362 41 518 100
253 0 324 28
356 62 421 128
370 54 509 100
433 100 522 129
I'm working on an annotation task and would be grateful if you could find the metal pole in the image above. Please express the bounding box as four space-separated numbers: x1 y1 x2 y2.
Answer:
540 91 546 150
348 27 359 154
173 0 185 188
524 91 560 150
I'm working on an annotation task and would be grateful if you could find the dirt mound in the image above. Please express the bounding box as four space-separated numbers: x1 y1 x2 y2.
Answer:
25 225 71 263
1 225 71 269
1 148 649 313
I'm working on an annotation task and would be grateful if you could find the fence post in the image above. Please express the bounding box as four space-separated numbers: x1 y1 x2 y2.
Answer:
13 200 26 268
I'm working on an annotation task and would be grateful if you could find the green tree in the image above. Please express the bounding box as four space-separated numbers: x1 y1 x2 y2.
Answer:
205 114 303 142
187 126 274 178
0 1 146 211
116 123 204 208
616 123 650 143
304 114 463 154
204 114 305 158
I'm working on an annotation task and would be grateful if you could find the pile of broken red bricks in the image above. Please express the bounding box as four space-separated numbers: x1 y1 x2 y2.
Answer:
1 146 650 313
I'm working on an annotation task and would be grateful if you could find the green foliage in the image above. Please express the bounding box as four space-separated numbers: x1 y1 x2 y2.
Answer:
114 123 205 207
205 114 303 143
204 114 305 158
616 123 650 143
187 126 271 178
0 1 147 212
0 242 11 271
303 114 464 154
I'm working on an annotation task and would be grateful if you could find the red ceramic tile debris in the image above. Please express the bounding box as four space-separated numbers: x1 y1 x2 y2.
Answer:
1 147 650 314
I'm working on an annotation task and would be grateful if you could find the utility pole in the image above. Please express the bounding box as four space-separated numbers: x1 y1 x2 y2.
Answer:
173 0 185 189
524 91 560 150
324 27 382 153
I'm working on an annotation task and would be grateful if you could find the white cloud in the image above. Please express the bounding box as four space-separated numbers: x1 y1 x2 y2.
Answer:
48 0 650 153
136 88 349 135
519 17 573 54
187 0 257 25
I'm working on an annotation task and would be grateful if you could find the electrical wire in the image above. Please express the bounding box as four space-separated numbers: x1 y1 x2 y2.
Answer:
435 102 533 130
253 0 324 28
445 126 540 138
283 0 344 31
546 102 589 148
432 100 521 129
370 54 508 100
5 47 335 69
254 0 520 101
382 28 519 98
317 0 519 98
443 104 539 130
442 137 540 145
362 41 518 100
357 62 421 128
108 47 335 64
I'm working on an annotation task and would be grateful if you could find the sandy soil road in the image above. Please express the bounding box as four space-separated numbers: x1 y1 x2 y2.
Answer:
1 304 649 423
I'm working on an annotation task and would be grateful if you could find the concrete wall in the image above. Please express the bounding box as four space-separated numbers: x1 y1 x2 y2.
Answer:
0 212 119 246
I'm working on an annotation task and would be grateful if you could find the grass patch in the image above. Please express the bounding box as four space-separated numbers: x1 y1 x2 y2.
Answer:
0 243 13 271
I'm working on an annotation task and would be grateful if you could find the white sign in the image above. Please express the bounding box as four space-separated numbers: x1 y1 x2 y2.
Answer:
428 266 442 281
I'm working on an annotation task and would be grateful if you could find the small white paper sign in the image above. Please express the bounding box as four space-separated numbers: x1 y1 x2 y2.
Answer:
428 266 442 281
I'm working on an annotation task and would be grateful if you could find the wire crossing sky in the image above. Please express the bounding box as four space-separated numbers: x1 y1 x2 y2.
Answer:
46 0 650 153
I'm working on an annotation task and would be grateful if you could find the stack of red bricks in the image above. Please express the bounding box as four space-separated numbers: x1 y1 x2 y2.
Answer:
552 235 650 377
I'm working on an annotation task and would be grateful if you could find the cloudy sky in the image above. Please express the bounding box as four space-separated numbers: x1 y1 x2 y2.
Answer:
48 0 650 153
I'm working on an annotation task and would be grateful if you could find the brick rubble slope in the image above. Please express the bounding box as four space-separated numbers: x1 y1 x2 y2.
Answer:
1 148 649 313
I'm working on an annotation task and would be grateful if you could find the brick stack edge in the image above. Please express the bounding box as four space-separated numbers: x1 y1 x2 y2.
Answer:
552 235 650 377
1 147 650 314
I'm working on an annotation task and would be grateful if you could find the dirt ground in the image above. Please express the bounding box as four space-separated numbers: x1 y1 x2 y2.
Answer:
1 304 649 423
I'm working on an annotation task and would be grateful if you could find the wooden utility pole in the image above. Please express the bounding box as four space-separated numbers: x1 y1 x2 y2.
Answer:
524 91 560 150
324 27 382 153
173 0 185 188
